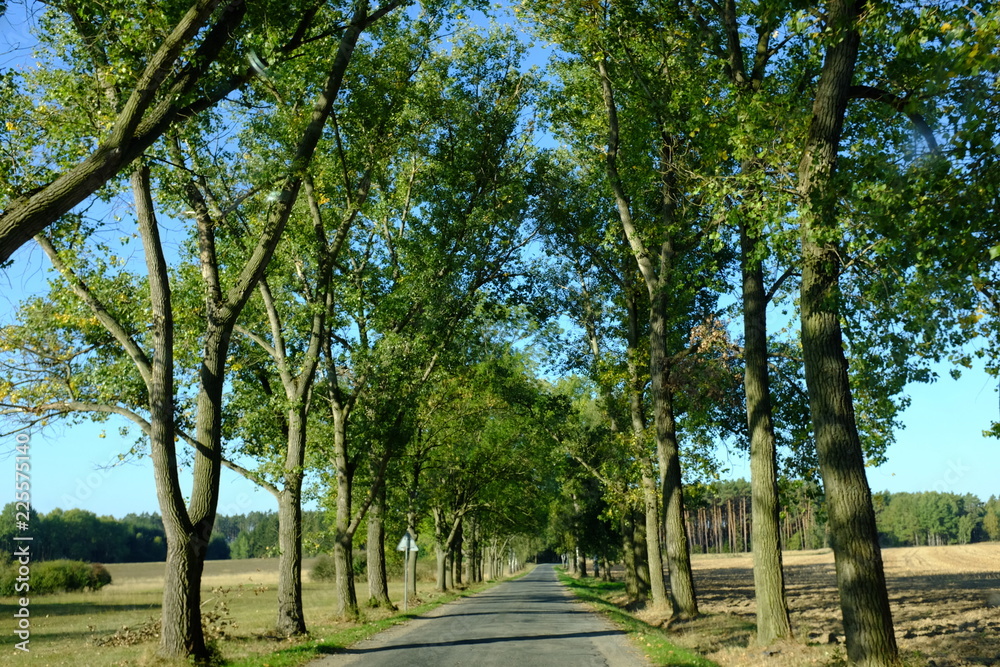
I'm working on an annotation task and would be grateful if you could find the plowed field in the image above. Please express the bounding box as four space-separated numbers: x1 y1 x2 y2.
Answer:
668 543 1000 666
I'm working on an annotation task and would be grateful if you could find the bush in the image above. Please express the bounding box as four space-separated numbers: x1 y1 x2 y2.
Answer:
0 560 113 596
310 554 336 582
90 563 112 588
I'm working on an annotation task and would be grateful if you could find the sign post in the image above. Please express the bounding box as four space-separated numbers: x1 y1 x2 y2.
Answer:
396 531 419 612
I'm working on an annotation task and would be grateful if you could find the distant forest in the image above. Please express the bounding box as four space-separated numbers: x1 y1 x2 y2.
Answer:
0 506 332 563
683 481 1000 554
4 482 998 565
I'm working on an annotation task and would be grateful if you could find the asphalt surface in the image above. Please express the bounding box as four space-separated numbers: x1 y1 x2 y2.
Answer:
309 563 651 667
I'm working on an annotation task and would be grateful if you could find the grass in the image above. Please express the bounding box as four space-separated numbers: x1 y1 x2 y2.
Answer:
556 570 719 667
0 557 520 666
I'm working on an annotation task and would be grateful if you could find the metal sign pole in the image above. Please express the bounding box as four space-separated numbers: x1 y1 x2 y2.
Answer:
396 530 418 614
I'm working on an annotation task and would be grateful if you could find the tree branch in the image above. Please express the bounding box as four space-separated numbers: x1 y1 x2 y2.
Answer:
848 85 940 155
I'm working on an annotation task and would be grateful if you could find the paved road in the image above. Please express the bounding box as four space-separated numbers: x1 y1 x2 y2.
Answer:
310 563 650 667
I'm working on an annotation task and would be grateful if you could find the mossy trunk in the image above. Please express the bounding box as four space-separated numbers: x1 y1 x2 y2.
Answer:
741 224 792 645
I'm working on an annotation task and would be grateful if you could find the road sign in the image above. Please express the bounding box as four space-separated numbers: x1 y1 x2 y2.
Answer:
396 531 419 552
397 531 418 612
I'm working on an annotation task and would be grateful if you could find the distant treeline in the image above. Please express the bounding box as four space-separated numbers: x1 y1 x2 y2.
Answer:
0 505 229 563
215 511 333 559
0 505 336 563
683 480 1000 554
7 486 997 566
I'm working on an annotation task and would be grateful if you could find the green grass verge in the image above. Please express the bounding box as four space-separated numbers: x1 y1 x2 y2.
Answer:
228 575 523 667
556 570 718 667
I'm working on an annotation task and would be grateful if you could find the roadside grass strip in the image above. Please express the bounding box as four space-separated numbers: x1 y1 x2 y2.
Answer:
556 570 718 667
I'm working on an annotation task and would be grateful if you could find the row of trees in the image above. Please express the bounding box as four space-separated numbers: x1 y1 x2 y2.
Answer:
519 1 1000 666
1 0 999 665
1 0 562 659
690 483 998 555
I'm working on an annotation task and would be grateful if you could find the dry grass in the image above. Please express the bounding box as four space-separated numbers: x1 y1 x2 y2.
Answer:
0 556 474 666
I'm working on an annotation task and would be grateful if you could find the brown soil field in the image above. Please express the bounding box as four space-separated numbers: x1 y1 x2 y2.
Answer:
662 543 1000 667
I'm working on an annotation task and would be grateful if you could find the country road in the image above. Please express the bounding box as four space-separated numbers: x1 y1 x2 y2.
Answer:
310 563 651 667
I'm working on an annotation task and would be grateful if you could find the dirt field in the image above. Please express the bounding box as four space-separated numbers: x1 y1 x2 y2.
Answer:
665 543 1000 667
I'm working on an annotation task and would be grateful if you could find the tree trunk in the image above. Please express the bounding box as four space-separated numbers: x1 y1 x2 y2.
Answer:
742 225 793 644
623 514 639 599
332 411 359 618
129 166 211 661
435 544 448 592
797 2 899 663
276 480 305 635
159 535 207 658
366 483 393 608
651 291 698 618
454 519 464 586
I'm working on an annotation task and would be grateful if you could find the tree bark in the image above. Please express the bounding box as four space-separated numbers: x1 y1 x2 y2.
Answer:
366 483 393 608
454 519 464 586
276 473 305 635
331 409 359 618
797 2 900 664
742 223 793 644
651 290 699 618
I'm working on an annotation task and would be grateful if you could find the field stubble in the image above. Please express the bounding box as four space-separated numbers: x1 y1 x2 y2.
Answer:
659 542 1000 667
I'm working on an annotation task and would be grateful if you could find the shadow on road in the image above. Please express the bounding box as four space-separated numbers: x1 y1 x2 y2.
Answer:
335 630 622 656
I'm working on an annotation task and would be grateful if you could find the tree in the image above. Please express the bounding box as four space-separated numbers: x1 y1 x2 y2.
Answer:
793 0 899 662
219 10 433 632
0 0 329 263
305 23 540 617
0 1 405 658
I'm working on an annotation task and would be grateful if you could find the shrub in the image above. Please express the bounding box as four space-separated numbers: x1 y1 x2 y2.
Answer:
90 563 113 588
310 554 336 582
0 560 113 596
33 560 92 593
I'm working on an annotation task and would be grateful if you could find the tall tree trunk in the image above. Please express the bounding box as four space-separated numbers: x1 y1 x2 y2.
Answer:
160 536 208 657
652 292 698 618
797 2 899 664
742 226 793 644
625 274 669 610
598 54 697 618
366 483 392 608
127 165 210 659
435 545 448 591
406 512 419 598
276 475 305 635
433 509 450 592
623 514 638 599
454 519 464 586
332 411 359 618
